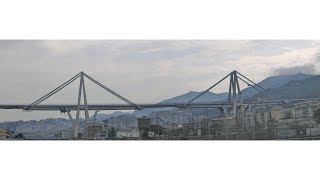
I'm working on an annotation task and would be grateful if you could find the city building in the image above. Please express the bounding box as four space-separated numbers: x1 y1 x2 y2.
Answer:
275 129 297 138
271 106 283 122
294 101 319 118
137 116 151 140
85 123 104 139
117 129 139 139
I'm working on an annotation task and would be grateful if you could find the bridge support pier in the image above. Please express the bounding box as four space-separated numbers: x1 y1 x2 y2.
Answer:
218 107 229 116
74 72 90 139
92 109 99 122
66 110 74 128
222 107 228 116
67 111 73 121
228 71 244 116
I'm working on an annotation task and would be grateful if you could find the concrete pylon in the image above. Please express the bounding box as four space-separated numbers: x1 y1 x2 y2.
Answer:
74 72 90 139
228 71 244 116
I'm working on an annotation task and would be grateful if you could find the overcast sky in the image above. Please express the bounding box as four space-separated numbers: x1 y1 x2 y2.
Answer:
1 40 320 121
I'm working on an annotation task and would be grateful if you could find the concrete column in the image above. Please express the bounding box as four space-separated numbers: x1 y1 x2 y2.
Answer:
74 72 84 138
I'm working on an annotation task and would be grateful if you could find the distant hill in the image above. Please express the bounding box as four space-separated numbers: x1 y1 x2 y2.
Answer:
160 91 229 103
250 75 320 100
241 73 314 98
95 111 133 121
132 91 229 117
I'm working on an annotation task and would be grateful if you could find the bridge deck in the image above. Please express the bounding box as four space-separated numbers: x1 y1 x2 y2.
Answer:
0 103 234 111
0 98 316 111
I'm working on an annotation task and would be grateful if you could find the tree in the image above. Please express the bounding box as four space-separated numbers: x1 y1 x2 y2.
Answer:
14 133 25 140
150 124 164 135
108 128 117 140
141 131 150 140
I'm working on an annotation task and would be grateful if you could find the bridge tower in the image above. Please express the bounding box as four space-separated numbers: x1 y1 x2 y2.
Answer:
228 70 244 116
23 71 141 139
186 70 246 117
74 72 90 138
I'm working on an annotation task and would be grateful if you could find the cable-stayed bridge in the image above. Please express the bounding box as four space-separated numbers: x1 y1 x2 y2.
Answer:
0 70 317 138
